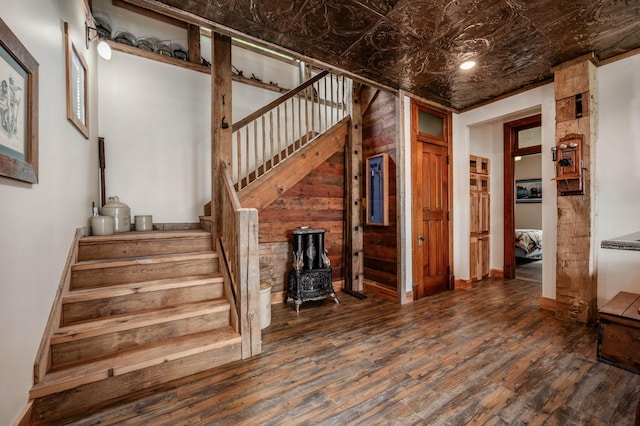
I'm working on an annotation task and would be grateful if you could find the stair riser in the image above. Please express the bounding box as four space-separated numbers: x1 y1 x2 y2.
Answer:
78 237 213 262
34 341 242 424
62 283 224 325
71 258 219 289
51 311 230 370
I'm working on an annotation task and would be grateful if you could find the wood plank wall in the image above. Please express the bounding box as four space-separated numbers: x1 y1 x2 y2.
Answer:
361 88 397 290
258 150 346 293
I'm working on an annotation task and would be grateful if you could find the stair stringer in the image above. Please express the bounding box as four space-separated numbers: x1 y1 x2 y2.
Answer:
238 117 350 210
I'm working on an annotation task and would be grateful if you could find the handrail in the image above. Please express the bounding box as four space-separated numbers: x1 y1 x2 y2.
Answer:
231 70 350 191
233 71 329 130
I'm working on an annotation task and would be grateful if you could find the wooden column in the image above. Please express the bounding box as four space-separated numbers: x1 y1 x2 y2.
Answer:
211 33 232 240
187 24 201 66
552 54 598 325
345 84 364 292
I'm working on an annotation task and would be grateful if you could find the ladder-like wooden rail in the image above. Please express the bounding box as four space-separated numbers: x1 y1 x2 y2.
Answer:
232 70 349 190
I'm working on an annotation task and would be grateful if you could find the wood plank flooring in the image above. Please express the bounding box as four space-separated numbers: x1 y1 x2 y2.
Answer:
62 277 640 425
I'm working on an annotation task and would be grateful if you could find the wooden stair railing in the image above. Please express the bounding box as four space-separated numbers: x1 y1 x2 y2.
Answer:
218 161 260 358
232 70 349 191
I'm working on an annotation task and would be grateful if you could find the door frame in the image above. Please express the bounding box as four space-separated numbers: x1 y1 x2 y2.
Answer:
410 99 454 298
503 114 542 279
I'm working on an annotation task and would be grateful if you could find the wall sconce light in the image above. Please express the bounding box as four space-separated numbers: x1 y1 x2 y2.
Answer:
86 22 112 60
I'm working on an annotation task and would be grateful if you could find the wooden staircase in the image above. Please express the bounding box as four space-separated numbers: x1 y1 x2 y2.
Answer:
30 229 241 423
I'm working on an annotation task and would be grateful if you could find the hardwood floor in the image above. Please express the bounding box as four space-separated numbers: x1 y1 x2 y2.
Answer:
515 258 542 283
63 277 640 425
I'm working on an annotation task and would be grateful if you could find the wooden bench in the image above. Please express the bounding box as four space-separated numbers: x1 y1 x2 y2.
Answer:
597 291 640 374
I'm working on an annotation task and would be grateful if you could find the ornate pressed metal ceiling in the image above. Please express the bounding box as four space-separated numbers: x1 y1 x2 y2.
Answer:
132 0 639 110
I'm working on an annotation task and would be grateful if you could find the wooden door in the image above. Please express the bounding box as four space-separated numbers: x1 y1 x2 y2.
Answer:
411 101 451 299
414 142 449 296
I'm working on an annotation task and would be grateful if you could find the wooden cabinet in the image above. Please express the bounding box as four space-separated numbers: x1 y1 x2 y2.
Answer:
470 155 490 282
597 292 640 374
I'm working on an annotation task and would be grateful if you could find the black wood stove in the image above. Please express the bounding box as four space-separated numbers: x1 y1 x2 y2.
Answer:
286 227 339 312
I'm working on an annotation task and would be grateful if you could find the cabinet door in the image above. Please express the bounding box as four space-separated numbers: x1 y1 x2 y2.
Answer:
470 191 479 235
469 155 478 174
479 157 490 175
480 192 490 234
470 236 479 281
470 173 479 191
480 175 490 192
481 236 490 278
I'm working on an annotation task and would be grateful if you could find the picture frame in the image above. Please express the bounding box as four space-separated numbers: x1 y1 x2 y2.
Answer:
515 178 542 203
0 18 39 184
366 152 389 226
65 22 89 139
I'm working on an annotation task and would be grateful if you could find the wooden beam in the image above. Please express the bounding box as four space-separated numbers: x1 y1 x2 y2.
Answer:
211 33 233 241
108 41 210 73
396 91 407 304
188 24 201 66
346 87 364 293
553 57 598 325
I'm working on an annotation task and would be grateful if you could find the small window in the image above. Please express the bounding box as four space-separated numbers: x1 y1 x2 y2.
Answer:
517 126 541 150
418 110 444 139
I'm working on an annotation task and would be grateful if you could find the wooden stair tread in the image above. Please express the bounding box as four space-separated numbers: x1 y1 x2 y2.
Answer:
72 251 218 271
52 299 230 344
80 229 211 243
30 327 241 398
62 274 223 304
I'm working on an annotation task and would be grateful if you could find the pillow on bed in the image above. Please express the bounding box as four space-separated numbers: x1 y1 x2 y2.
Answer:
515 229 542 254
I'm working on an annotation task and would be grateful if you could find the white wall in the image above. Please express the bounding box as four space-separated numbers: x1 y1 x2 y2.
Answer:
595 54 640 305
514 154 542 229
0 1 100 423
95 0 301 222
453 84 557 299
98 51 212 221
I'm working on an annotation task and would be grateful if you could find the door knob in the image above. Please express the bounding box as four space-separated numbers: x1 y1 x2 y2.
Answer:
418 235 425 246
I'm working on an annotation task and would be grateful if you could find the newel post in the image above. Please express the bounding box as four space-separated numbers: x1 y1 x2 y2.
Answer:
211 32 233 241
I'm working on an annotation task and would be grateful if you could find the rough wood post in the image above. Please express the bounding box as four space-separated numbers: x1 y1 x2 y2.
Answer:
552 54 598 325
396 91 407 304
346 84 364 292
187 24 201 66
211 33 232 241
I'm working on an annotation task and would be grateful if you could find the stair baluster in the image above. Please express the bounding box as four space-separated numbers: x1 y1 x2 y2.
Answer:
232 71 349 191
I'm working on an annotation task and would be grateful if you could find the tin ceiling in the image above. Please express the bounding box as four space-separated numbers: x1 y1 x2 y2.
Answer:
130 0 640 110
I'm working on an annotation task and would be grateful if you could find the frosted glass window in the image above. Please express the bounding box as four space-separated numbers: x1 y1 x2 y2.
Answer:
418 110 443 138
517 126 541 149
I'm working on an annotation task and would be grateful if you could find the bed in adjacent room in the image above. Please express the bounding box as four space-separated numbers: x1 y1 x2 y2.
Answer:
515 229 543 259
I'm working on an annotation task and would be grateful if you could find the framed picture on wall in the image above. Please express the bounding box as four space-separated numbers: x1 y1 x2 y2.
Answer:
515 178 542 203
65 22 89 139
366 153 389 226
0 18 39 184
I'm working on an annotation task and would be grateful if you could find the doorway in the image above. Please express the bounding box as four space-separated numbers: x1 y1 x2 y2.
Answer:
504 114 542 282
411 100 452 299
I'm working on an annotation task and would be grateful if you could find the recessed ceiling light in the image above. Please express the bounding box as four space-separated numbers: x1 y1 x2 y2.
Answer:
460 60 476 70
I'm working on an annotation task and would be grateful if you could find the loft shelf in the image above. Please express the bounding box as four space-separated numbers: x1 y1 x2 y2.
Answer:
108 40 290 94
